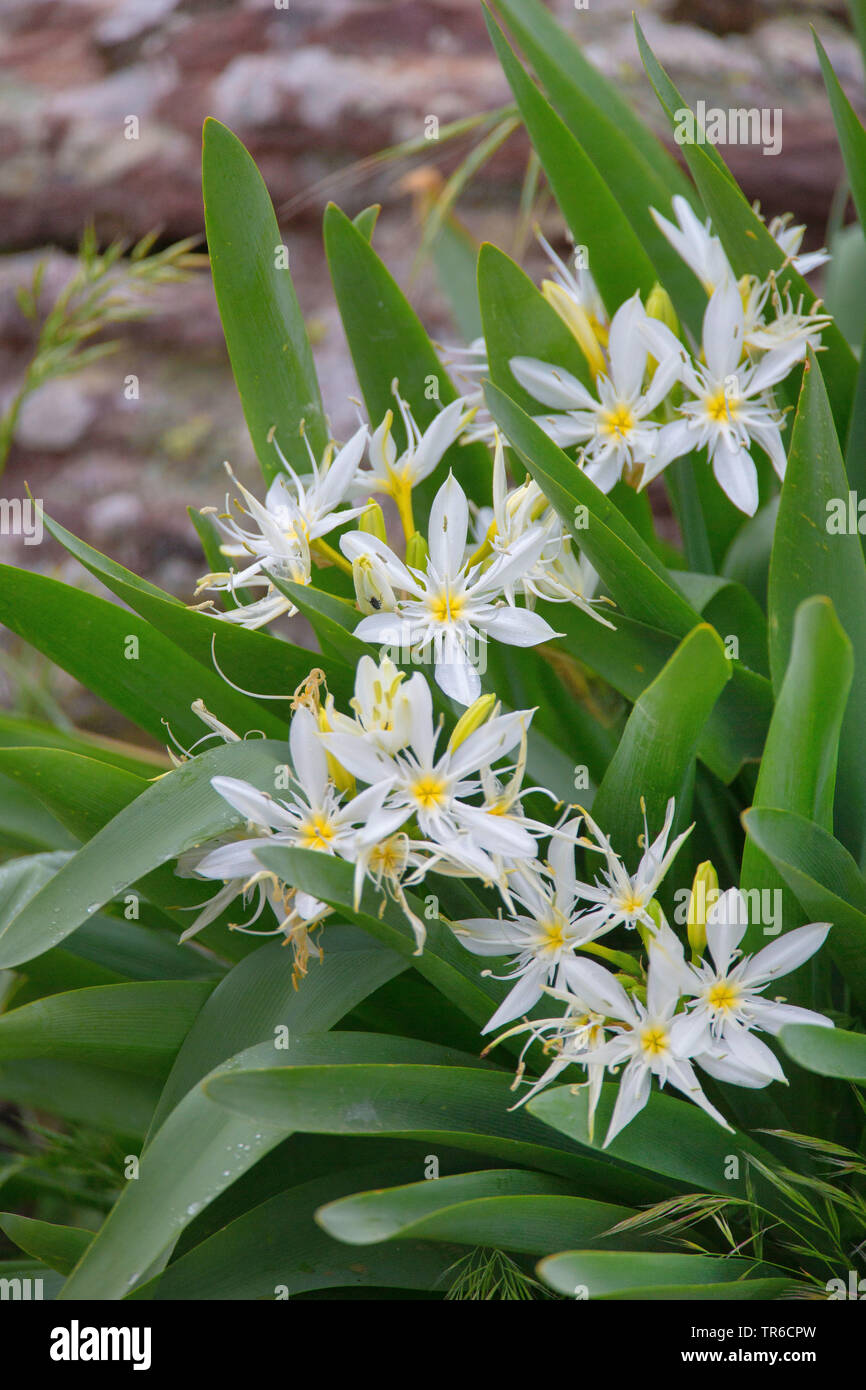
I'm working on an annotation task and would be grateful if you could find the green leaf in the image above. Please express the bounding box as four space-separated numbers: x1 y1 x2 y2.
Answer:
148 927 407 1136
205 1043 668 1202
202 118 327 483
323 201 491 505
0 738 287 969
742 807 866 1008
40 511 347 718
0 1214 93 1276
777 1023 866 1082
316 1168 646 1255
147 1161 459 1300
490 0 705 333
815 35 866 253
538 1250 786 1300
0 565 289 749
591 624 730 864
741 597 853 950
0 981 212 1078
0 1060 161 1139
479 240 594 408
485 10 657 314
0 711 167 778
768 357 866 859
58 934 405 1300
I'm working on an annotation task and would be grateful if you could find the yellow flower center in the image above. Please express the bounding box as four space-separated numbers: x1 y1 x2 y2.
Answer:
705 388 739 423
298 814 335 851
541 915 567 951
706 980 741 1014
430 591 464 623
600 404 635 439
640 1026 669 1056
411 775 447 810
619 890 645 915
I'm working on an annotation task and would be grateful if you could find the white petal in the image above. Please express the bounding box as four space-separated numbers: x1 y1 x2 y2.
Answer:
482 605 561 647
481 964 548 1035
712 438 759 515
210 776 294 831
429 472 469 577
706 888 749 975
509 357 597 410
747 921 831 984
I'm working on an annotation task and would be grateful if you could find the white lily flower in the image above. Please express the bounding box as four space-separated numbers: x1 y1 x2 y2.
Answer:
352 384 474 535
640 279 803 515
489 985 609 1120
319 674 538 883
322 654 426 757
455 825 617 1035
566 949 733 1146
651 196 733 295
342 472 562 706
765 213 830 277
683 888 833 1087
511 293 682 493
574 796 693 934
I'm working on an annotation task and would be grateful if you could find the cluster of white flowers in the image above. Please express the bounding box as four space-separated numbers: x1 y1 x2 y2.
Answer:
510 200 831 515
181 197 835 1132
175 668 834 1139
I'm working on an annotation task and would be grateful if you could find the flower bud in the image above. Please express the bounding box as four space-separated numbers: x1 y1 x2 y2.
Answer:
405 531 429 571
317 706 355 795
352 550 396 615
645 282 679 337
448 693 497 753
687 860 718 959
359 499 387 542
541 280 606 380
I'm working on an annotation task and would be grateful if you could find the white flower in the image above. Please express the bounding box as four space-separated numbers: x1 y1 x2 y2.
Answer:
322 654 425 757
682 887 833 1087
510 293 682 493
566 948 732 1146
352 384 474 535
489 986 609 1119
765 213 830 277
536 227 609 379
487 435 614 622
640 279 804 515
574 797 693 934
455 826 614 1034
195 425 368 629
651 196 733 295
342 472 562 706
319 673 539 884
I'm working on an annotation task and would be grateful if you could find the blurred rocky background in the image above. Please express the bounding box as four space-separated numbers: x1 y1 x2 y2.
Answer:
0 0 862 728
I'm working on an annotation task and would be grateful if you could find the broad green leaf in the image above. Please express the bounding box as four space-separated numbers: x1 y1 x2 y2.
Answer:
323 202 491 506
202 118 327 482
59 937 406 1300
490 0 704 333
0 738 287 969
478 240 594 408
768 358 866 859
538 1250 787 1300
674 572 768 677
40 511 349 717
0 565 290 749
635 19 856 439
485 11 657 314
0 1059 161 1139
0 982 212 1078
552 603 770 785
149 927 406 1135
490 0 695 200
205 1047 668 1202
742 806 866 1009
777 1023 866 1082
591 624 730 866
741 597 853 951
0 1215 93 1276
815 36 866 249
148 1161 458 1300
0 1259 65 1301
317 1168 646 1254
0 775 77 853
0 711 167 778
431 213 483 341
